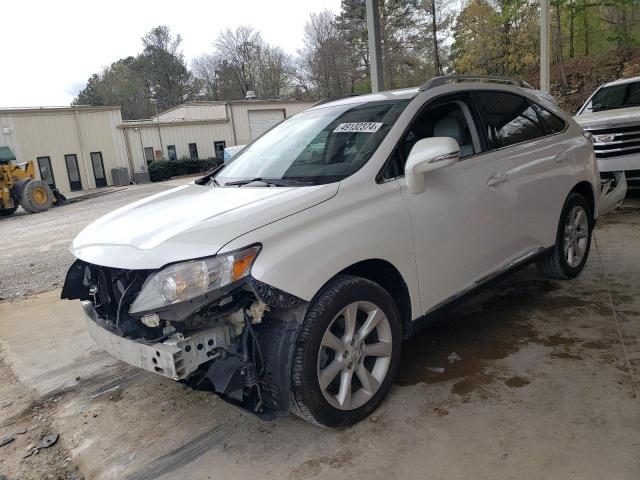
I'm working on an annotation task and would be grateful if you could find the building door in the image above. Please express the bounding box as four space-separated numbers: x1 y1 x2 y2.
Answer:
90 152 107 187
36 156 55 188
248 109 285 140
214 141 226 161
64 154 82 191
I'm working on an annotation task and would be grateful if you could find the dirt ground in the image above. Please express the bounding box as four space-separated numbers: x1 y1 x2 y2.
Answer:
0 184 638 480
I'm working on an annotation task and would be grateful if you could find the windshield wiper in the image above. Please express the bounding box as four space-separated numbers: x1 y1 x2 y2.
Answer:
224 177 314 187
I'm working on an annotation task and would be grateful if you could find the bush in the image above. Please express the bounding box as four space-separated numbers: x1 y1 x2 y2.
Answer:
148 158 222 182
148 160 171 182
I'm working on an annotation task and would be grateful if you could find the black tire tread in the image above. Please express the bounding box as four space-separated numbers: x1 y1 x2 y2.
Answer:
290 275 398 428
536 192 592 280
20 180 53 214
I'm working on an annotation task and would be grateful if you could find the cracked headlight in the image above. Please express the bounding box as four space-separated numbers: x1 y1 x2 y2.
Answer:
129 245 260 314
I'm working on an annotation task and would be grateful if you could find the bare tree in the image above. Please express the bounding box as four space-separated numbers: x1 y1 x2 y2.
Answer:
214 26 263 96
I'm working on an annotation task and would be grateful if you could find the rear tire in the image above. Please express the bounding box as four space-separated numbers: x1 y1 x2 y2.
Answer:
536 192 592 279
20 180 53 213
290 275 402 428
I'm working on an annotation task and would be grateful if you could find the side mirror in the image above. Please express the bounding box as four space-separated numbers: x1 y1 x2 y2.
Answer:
404 137 460 194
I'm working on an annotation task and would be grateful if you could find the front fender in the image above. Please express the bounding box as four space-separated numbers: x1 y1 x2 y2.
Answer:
219 180 422 319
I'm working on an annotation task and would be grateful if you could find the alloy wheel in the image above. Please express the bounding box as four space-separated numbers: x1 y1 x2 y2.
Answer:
563 205 589 267
317 301 392 411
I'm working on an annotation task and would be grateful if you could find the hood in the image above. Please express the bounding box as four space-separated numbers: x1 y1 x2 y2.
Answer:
574 106 640 130
71 183 339 269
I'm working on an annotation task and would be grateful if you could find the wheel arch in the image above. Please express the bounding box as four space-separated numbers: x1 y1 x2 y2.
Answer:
337 259 412 336
570 180 596 223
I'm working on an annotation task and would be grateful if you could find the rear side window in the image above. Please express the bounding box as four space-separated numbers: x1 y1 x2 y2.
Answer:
474 91 546 149
531 103 566 134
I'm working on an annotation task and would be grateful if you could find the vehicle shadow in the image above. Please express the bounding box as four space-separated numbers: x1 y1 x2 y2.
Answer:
395 266 593 388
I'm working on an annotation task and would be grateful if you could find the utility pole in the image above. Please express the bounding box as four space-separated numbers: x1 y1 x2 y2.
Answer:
430 1 441 76
540 0 551 92
366 0 384 93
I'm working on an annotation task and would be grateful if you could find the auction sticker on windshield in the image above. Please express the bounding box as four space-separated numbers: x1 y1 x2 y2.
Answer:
334 122 383 133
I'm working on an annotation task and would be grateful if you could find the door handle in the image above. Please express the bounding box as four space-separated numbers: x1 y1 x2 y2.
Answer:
487 172 509 186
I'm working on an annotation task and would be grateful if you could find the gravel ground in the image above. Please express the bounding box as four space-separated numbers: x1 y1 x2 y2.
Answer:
0 182 185 302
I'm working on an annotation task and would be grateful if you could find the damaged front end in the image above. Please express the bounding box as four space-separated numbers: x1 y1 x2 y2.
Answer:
61 250 306 420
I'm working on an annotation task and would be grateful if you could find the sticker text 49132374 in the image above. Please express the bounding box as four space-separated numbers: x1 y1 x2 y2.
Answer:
333 122 384 133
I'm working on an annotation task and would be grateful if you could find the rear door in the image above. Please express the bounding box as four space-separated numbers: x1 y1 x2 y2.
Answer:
471 90 574 252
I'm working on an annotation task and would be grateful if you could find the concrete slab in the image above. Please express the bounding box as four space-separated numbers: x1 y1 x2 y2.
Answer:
0 194 638 479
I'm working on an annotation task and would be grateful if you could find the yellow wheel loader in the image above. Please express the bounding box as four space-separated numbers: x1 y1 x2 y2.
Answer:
0 146 66 216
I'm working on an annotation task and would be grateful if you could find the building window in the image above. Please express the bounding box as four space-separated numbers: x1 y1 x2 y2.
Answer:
167 145 177 161
90 152 107 188
64 154 82 191
189 143 198 159
214 141 226 161
144 147 154 164
36 156 55 188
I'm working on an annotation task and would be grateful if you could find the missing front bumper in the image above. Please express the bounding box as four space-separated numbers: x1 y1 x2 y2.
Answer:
82 301 236 380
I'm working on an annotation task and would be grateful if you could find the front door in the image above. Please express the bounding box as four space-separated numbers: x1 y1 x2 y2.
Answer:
90 152 107 187
37 156 55 188
390 96 517 312
64 154 82 191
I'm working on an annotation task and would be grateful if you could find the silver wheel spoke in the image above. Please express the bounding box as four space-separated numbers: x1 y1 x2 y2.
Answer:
567 244 575 266
321 331 344 352
317 300 392 411
342 303 358 342
357 309 383 341
576 229 588 239
319 359 342 390
337 369 353 409
356 364 378 396
573 209 583 227
364 341 392 358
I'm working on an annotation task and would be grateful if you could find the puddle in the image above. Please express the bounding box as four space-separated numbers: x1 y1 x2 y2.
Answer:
395 274 605 387
505 376 530 388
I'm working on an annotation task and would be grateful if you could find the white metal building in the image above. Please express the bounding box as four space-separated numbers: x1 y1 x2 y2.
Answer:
0 106 128 195
120 100 314 173
0 100 314 196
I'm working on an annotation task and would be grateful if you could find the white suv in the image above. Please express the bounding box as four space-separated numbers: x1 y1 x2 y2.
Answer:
63 77 598 428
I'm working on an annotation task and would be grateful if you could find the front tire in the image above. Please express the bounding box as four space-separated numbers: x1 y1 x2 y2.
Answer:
290 275 402 428
537 192 592 279
20 180 53 213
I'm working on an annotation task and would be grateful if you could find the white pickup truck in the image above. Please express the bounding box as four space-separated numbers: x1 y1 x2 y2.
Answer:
574 76 640 212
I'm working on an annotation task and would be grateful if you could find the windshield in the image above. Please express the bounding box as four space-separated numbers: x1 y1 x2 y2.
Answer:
583 81 640 113
214 99 409 186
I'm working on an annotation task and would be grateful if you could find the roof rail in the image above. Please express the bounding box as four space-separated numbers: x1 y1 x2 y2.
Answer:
419 75 534 91
310 94 361 108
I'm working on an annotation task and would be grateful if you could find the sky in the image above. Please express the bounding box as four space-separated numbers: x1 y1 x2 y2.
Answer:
1 0 341 107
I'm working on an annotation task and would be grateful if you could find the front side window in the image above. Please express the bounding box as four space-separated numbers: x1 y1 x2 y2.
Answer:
582 81 640 113
474 91 546 149
215 100 409 186
383 100 476 179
